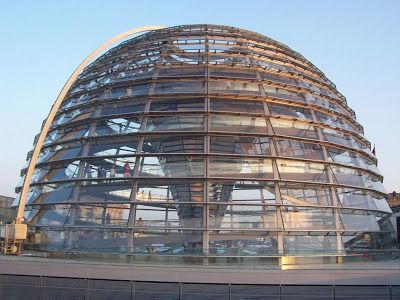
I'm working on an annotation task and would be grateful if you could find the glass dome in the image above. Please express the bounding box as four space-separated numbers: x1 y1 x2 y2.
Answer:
15 24 396 263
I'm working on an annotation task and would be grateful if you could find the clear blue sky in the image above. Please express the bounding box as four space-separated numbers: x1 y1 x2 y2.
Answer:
0 0 399 197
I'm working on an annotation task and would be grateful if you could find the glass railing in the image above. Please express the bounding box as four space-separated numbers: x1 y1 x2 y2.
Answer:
8 243 399 269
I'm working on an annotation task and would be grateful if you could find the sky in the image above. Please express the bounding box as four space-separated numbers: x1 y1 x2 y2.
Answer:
0 0 399 197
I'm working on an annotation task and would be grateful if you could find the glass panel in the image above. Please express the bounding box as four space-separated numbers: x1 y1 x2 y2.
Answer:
53 106 96 127
209 67 257 79
343 232 397 251
315 111 342 128
281 207 337 230
61 93 91 110
44 124 91 145
359 155 380 174
365 173 386 193
28 204 70 226
209 81 260 94
86 137 140 156
268 103 312 120
340 211 380 231
95 117 142 136
71 204 129 226
166 52 205 65
209 232 279 255
142 135 204 154
146 115 204 132
77 182 133 203
209 180 276 204
131 230 203 256
210 136 270 155
100 100 145 116
136 179 204 204
33 161 80 183
327 147 362 167
158 67 205 77
263 85 305 102
210 115 267 134
83 157 136 179
210 99 264 114
26 183 75 205
262 71 304 87
322 128 367 150
275 139 324 160
331 166 385 192
108 84 149 98
135 203 201 229
284 235 337 254
315 111 359 133
336 188 378 210
38 142 84 163
209 54 251 67
270 118 318 139
209 157 273 179
149 98 204 112
277 159 329 182
373 195 391 213
211 204 277 229
139 156 204 177
64 228 128 252
279 183 334 206
154 81 205 94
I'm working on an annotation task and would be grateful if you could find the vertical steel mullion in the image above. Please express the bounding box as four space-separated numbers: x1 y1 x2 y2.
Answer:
310 106 344 252
126 75 155 254
203 39 210 264
66 104 103 248
268 121 284 254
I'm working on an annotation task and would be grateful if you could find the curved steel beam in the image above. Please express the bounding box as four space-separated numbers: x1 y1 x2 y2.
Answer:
16 25 166 223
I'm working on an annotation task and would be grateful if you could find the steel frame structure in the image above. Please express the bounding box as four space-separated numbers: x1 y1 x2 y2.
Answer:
14 24 396 263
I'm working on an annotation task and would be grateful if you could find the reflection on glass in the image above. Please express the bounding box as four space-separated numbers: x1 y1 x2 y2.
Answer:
336 188 378 210
210 115 267 133
87 137 140 157
210 99 264 114
150 98 205 112
209 81 260 94
143 135 204 154
139 156 204 177
38 142 84 163
277 159 329 182
33 161 80 183
209 181 276 204
269 103 312 120
210 136 270 155
281 207 336 230
213 205 277 229
83 158 136 179
340 212 380 231
270 118 318 139
100 100 145 116
276 139 323 160
209 158 273 179
95 117 141 136
146 116 204 132
154 81 205 94
280 183 334 206
284 235 337 254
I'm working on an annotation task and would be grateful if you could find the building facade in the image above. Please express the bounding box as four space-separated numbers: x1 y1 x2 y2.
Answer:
388 191 400 244
13 24 396 263
0 195 16 224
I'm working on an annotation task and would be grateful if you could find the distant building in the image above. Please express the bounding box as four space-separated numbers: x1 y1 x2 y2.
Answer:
0 195 16 223
388 191 400 243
